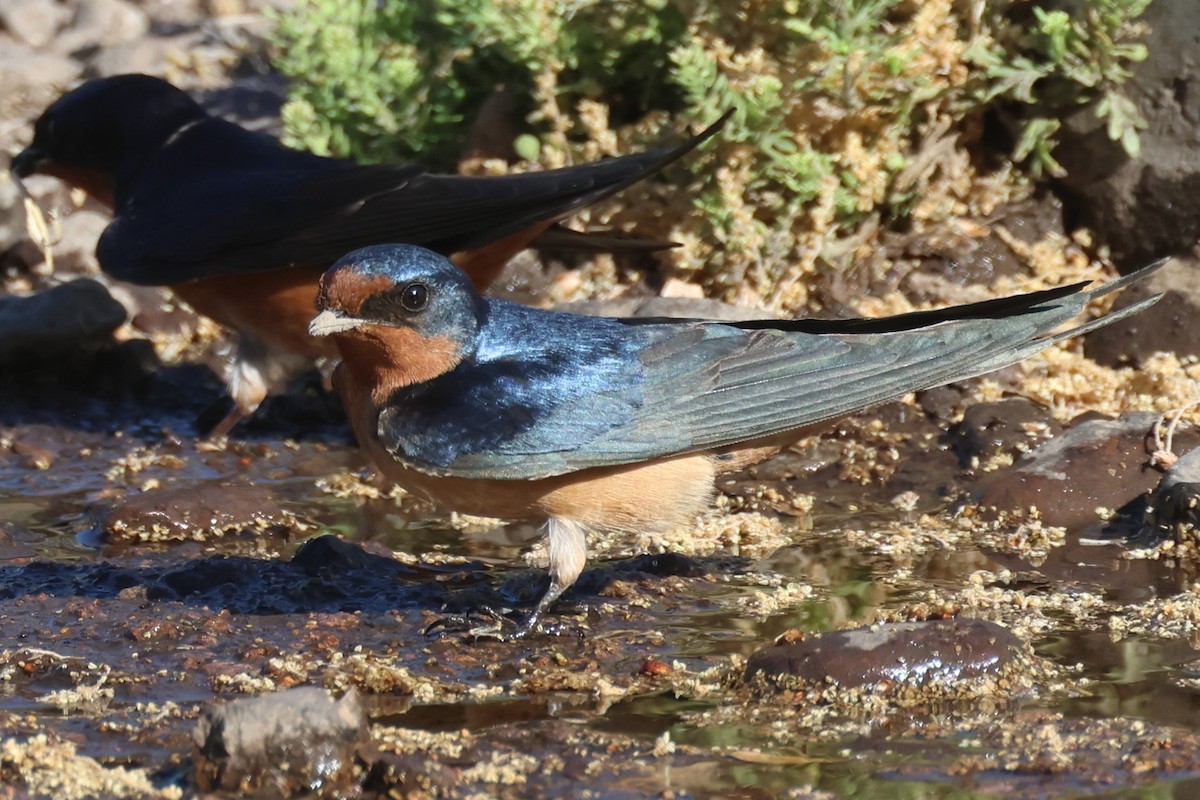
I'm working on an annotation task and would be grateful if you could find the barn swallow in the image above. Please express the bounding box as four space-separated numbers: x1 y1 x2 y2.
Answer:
310 244 1163 637
10 74 726 437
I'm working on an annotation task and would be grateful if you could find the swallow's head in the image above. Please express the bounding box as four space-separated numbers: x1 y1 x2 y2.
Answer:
312 245 485 389
12 74 206 192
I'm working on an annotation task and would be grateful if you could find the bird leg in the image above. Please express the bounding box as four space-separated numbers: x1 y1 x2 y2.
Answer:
510 516 588 638
204 335 311 439
421 518 589 640
205 346 270 439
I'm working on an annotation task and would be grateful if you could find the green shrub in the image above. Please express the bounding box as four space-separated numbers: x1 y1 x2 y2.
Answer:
271 0 1152 304
271 0 687 167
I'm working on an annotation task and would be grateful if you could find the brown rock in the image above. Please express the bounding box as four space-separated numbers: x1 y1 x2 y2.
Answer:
103 482 289 543
744 618 1026 690
948 397 1063 466
899 199 1057 301
460 84 520 165
972 411 1196 528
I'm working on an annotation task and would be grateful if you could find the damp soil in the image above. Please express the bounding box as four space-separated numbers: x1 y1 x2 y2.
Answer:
4 359 1200 799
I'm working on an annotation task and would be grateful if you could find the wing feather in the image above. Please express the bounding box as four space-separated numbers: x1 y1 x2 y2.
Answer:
99 115 726 285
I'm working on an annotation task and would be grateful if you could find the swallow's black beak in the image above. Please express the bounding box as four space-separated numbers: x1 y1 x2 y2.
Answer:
10 146 45 179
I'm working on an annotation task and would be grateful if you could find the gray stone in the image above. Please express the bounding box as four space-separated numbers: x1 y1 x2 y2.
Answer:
0 176 23 254
131 0 205 27
0 0 68 48
193 687 368 796
49 209 109 275
0 43 81 126
0 279 126 368
195 73 288 134
87 32 203 77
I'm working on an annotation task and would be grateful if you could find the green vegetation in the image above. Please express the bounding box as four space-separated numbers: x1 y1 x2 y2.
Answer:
271 0 686 166
271 0 1152 304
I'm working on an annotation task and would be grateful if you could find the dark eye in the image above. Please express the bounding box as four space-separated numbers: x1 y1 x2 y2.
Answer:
400 283 428 312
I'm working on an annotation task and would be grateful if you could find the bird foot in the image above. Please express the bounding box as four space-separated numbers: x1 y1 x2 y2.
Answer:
422 605 580 641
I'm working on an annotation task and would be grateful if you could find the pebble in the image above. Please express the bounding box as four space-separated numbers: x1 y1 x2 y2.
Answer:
0 0 68 48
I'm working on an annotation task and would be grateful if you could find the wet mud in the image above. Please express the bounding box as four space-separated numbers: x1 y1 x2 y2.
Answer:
5 358 1200 799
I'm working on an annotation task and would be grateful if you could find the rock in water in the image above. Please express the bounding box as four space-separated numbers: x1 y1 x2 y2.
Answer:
192 686 369 797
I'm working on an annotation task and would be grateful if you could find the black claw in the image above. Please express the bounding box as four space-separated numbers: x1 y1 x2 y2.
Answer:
421 604 584 641
422 605 511 637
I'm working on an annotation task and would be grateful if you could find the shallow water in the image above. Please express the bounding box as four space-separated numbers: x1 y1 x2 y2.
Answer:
3 373 1200 798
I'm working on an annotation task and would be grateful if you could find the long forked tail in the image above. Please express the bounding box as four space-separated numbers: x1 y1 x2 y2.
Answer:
424 111 732 255
814 259 1167 414
939 259 1166 381
676 258 1168 452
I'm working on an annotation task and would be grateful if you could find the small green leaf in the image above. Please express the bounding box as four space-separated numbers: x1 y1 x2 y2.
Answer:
513 133 541 161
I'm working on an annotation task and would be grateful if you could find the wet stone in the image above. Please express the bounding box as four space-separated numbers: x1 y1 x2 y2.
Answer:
972 411 1199 528
192 686 370 798
102 481 289 543
916 384 973 423
0 522 38 561
0 536 433 613
0 279 127 368
744 618 1027 693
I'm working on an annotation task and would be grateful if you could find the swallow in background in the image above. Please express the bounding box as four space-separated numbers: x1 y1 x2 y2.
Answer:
310 244 1163 637
10 74 727 437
